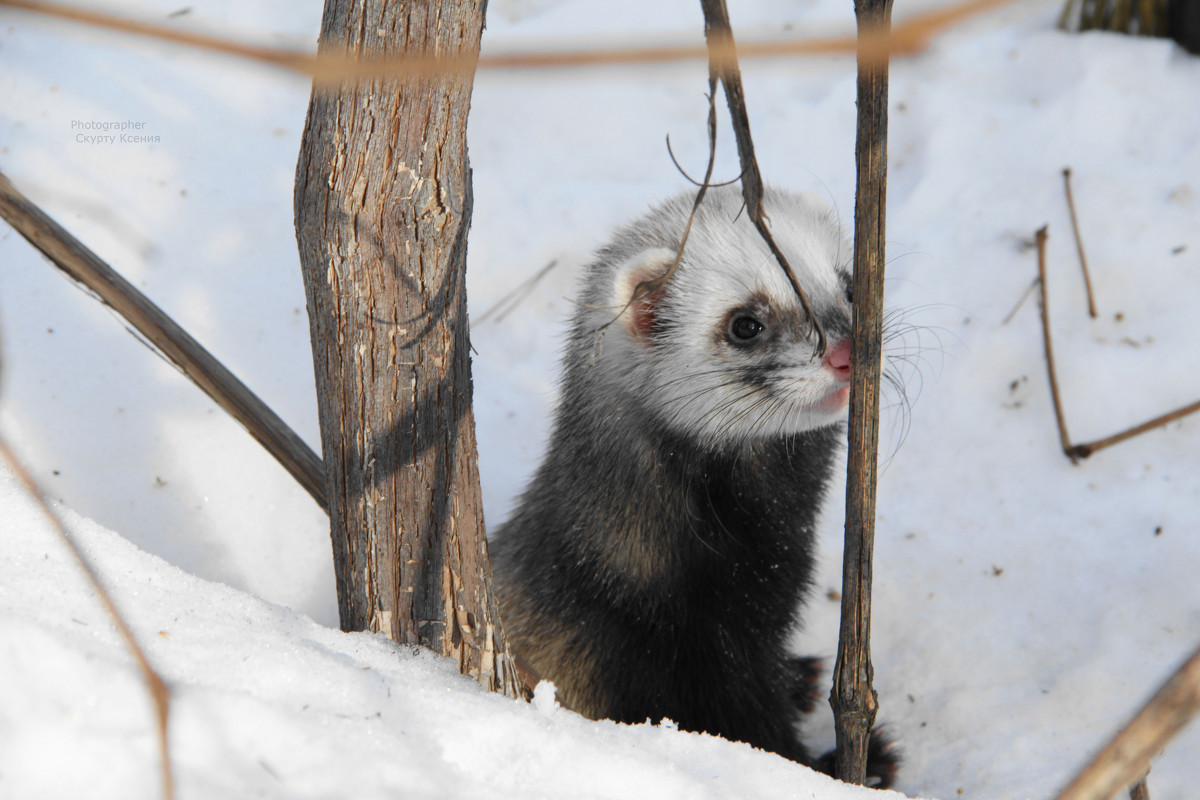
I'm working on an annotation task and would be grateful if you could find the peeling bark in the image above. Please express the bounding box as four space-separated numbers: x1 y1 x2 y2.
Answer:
294 0 521 698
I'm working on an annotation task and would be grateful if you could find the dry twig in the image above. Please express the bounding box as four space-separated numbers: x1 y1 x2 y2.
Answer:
0 172 327 508
0 437 174 800
591 88 720 338
700 0 827 355
1055 643 1200 800
1032 221 1199 461
628 78 722 307
1062 168 1098 318
1067 398 1200 459
473 259 559 326
1002 275 1041 325
0 0 1025 81
1035 225 1077 460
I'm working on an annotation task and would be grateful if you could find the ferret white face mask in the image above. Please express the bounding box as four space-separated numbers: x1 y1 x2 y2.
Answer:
581 186 854 449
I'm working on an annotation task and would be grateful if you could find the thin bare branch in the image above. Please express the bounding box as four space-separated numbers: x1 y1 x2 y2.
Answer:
473 259 559 325
665 135 744 189
0 436 174 800
699 0 827 356
631 57 724 301
593 87 721 338
0 172 327 509
1067 398 1200 460
1062 168 1098 318
1002 275 1041 325
1035 225 1076 461
1055 643 1200 800
1032 219 1198 461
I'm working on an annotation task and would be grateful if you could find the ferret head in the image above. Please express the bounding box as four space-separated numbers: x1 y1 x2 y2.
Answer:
574 186 853 450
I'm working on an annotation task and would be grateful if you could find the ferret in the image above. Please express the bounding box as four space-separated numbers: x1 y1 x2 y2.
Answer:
490 185 897 787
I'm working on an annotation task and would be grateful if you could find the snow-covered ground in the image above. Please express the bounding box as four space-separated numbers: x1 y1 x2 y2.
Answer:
1 1 1198 798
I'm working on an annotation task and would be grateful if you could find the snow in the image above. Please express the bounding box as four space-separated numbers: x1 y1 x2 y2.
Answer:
1 0 1198 798
3 473 902 800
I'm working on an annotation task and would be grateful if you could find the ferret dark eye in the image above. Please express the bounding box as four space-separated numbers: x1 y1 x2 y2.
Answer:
730 315 765 341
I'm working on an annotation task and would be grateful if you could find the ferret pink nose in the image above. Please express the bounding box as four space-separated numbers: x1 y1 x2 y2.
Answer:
823 337 853 382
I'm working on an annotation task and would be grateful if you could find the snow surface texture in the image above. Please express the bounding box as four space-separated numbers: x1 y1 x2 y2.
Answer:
2 472 901 800
1 0 1198 798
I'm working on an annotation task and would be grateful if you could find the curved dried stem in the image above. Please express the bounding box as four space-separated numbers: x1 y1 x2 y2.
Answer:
699 0 827 356
665 135 744 189
594 87 720 336
0 437 174 800
0 0 1025 82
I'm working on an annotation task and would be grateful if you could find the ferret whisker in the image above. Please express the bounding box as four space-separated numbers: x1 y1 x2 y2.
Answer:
666 384 757 431
695 387 770 437
659 377 755 414
719 390 777 441
656 368 743 392
878 367 914 465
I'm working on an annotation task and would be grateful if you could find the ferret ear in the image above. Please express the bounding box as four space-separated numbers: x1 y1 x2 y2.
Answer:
613 248 676 347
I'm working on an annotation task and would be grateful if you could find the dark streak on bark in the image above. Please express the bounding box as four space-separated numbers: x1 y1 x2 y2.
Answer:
294 0 520 697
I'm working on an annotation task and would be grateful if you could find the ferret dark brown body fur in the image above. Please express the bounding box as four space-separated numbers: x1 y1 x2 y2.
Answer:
490 186 896 786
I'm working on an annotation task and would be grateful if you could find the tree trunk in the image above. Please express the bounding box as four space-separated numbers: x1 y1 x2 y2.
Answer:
294 0 521 698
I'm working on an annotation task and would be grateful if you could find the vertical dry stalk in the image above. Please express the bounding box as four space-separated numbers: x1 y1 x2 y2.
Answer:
1035 225 1077 460
830 0 894 784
